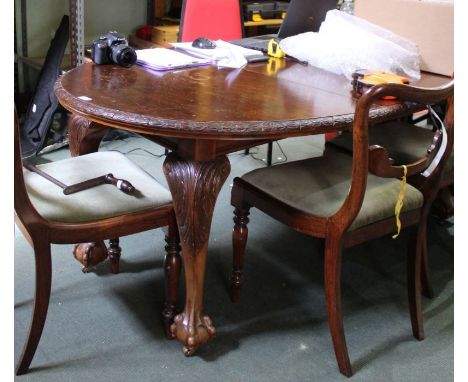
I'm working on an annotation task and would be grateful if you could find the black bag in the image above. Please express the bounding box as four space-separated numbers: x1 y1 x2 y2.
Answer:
21 15 69 158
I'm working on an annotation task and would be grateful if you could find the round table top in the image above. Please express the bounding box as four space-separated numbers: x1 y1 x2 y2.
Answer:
54 62 448 140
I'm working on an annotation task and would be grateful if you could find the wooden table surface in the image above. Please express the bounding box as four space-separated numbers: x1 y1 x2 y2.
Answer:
55 62 447 140
54 60 450 355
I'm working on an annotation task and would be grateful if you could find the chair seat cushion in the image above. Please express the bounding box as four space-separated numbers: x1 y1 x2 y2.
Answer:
24 151 172 223
329 121 454 175
241 152 424 231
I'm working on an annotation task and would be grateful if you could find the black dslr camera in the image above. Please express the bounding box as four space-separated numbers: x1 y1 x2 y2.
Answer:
91 31 137 68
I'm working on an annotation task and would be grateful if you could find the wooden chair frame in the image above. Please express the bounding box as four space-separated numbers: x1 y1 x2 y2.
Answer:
327 99 454 297
14 110 182 375
230 81 454 377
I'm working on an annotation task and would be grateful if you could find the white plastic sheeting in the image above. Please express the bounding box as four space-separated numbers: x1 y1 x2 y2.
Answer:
280 10 421 81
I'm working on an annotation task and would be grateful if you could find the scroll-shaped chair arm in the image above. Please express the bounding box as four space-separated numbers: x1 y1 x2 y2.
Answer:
368 145 427 178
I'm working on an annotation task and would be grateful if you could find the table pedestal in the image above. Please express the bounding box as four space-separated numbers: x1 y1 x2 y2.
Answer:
163 153 230 355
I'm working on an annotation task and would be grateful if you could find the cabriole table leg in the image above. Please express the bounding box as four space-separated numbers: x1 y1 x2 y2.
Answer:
67 114 109 157
163 153 230 355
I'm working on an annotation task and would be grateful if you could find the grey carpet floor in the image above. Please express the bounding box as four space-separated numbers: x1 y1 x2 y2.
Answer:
14 134 453 381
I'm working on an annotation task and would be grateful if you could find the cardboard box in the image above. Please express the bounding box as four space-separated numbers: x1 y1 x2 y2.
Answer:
151 25 179 45
354 0 453 76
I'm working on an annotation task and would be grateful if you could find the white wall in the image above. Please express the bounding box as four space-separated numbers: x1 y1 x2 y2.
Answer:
24 0 68 57
84 0 147 45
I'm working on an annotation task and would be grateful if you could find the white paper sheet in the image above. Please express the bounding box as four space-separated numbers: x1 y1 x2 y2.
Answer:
136 48 211 71
171 40 261 68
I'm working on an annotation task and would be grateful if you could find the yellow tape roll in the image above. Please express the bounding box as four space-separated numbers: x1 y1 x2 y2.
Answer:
267 39 285 58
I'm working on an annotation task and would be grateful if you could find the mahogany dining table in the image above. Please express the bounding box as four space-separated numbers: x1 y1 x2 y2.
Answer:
54 59 448 356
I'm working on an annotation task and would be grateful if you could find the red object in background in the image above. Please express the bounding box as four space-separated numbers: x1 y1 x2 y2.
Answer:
136 25 153 41
179 0 243 42
325 132 337 142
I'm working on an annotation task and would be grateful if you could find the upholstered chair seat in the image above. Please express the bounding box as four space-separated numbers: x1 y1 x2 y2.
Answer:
241 151 423 231
24 151 172 223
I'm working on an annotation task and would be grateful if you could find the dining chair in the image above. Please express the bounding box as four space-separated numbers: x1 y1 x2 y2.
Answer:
228 81 454 376
327 103 453 298
14 109 182 375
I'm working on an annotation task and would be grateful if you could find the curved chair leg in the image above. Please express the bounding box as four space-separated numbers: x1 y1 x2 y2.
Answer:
420 237 434 299
324 236 352 377
16 240 52 375
162 213 182 339
407 225 425 340
230 207 250 303
108 238 121 274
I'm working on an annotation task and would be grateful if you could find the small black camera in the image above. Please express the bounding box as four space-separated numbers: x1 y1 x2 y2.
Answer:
91 31 137 68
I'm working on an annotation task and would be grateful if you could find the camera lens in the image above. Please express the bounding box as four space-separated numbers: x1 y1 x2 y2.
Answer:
111 44 137 68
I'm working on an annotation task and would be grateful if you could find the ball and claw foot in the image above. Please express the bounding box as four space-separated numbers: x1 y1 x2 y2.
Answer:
170 314 216 356
183 346 196 357
73 241 108 273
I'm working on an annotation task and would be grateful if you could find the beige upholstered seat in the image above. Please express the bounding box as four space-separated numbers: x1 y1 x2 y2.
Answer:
241 151 423 231
25 151 172 223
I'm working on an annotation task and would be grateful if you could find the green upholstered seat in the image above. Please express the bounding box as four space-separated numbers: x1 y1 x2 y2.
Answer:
329 121 454 174
24 151 172 223
241 152 423 231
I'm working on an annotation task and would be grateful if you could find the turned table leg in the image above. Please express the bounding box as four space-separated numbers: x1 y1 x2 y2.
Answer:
67 114 109 157
108 238 122 274
163 153 230 355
